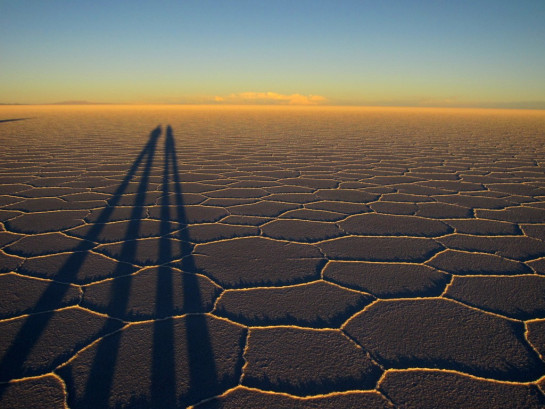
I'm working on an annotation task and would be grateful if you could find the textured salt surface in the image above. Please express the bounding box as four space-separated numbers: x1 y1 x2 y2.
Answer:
1 106 545 408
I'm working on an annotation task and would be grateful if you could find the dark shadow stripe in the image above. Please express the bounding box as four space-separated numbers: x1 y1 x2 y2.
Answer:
150 125 176 407
0 118 32 124
166 125 218 404
80 128 161 406
0 127 161 393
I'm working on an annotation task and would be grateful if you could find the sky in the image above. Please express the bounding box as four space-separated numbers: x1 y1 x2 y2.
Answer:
1 0 544 108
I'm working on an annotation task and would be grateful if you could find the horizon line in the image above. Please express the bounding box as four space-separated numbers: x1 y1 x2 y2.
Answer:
2 102 545 112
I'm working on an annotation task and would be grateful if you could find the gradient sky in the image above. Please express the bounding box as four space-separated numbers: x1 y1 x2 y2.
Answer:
1 0 544 107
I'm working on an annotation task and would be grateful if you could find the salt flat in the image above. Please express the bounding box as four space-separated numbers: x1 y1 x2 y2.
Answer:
1 105 545 408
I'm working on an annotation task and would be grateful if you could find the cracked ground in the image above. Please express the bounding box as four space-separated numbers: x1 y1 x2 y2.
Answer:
1 105 545 408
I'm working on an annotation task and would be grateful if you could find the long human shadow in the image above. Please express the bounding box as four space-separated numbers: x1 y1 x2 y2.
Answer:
0 125 219 407
80 124 179 407
0 127 161 394
77 126 217 408
78 126 162 407
149 125 178 407
155 125 218 407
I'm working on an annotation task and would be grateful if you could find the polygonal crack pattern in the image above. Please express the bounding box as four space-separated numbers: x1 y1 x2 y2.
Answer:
1 108 545 408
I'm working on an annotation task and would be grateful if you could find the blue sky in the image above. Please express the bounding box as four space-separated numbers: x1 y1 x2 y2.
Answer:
1 0 544 107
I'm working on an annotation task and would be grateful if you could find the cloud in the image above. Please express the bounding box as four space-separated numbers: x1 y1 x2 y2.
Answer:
213 91 326 105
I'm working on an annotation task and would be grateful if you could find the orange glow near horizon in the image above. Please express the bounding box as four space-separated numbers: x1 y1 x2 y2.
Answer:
2 104 545 118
